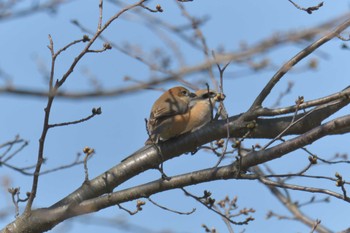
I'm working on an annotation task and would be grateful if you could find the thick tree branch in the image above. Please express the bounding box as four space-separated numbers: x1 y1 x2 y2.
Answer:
66 115 350 218
49 94 350 209
2 99 350 233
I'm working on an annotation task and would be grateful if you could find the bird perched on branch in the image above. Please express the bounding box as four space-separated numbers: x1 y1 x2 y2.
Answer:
146 86 197 143
146 87 218 144
121 87 219 162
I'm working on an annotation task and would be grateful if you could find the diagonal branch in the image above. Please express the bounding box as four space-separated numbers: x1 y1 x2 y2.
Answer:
3 110 350 233
69 117 350 214
247 16 350 118
51 101 350 209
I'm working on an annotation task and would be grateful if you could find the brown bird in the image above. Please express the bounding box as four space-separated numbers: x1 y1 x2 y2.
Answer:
121 88 218 162
146 86 197 143
147 88 217 144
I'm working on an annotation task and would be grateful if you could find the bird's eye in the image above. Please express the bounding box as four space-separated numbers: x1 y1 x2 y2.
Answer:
180 90 189 96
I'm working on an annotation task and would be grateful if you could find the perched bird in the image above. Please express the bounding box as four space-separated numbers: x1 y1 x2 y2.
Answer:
121 87 217 162
146 86 197 143
147 88 217 144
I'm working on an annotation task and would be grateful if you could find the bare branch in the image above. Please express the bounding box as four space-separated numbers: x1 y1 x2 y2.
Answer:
0 0 70 21
48 107 101 128
147 197 196 215
247 17 350 117
288 0 324 14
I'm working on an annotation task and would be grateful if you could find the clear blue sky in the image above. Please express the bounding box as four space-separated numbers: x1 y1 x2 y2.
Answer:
1 0 350 232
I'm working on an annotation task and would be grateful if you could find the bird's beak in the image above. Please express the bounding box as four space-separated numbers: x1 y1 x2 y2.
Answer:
189 92 197 98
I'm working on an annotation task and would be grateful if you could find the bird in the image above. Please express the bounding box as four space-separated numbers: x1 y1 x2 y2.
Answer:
121 87 218 162
147 88 218 144
146 86 197 143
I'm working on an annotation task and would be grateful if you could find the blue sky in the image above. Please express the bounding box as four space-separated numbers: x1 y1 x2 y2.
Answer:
1 0 350 232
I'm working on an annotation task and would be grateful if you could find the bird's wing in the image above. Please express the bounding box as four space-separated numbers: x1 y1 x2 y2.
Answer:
152 101 187 120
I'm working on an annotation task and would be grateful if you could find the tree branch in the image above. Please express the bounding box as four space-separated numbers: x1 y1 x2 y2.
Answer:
247 16 350 118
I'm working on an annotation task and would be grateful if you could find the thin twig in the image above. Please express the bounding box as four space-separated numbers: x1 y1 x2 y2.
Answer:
83 147 95 182
288 0 324 15
48 107 101 128
310 219 322 233
261 98 313 150
1 139 28 162
117 200 145 215
98 0 103 30
57 0 146 88
176 2 218 90
257 176 350 202
147 197 196 215
181 188 252 225
212 60 230 167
